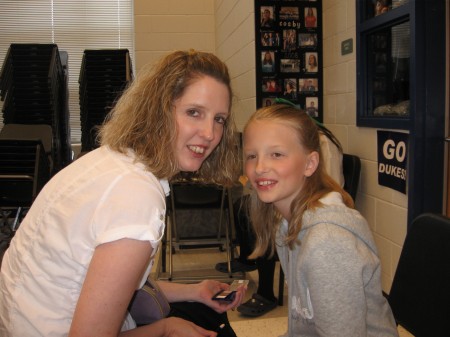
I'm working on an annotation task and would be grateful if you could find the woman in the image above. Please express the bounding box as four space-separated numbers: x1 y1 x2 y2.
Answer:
243 104 398 336
306 53 318 73
282 80 297 100
305 7 317 28
261 51 274 73
261 8 275 29
0 50 244 337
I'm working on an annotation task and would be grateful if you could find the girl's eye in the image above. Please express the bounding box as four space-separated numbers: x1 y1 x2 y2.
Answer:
215 116 227 125
272 152 283 158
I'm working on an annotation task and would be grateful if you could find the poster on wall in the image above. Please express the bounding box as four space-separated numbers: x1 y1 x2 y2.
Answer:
377 130 408 194
255 0 323 123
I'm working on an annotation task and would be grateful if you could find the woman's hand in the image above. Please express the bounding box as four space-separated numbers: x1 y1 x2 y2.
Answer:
193 280 247 313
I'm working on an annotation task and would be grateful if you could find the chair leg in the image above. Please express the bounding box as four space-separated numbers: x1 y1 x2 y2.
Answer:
220 189 233 277
227 189 236 262
224 211 233 278
167 212 173 281
161 227 167 273
11 207 23 231
278 265 284 306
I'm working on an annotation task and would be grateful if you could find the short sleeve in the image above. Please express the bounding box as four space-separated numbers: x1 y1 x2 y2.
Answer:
92 172 166 253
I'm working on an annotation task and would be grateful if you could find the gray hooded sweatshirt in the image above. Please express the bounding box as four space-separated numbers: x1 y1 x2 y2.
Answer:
276 192 398 337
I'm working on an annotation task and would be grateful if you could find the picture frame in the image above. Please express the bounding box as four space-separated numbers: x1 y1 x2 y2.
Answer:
255 0 322 122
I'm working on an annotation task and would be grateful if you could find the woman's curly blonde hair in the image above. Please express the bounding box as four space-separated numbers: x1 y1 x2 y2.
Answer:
98 50 240 186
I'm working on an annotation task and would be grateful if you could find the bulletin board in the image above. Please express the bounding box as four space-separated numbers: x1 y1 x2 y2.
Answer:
254 0 323 122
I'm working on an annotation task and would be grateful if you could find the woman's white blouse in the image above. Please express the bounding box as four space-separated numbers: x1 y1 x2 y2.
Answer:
0 146 170 336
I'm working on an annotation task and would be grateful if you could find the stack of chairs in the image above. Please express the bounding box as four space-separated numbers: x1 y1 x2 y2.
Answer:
0 43 71 174
0 138 51 244
79 49 132 153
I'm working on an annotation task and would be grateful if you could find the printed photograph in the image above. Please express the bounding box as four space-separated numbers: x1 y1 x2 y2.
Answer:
305 96 319 117
299 33 318 47
261 51 275 73
280 58 301 73
304 52 318 73
282 29 297 52
262 97 277 107
261 31 280 47
260 6 276 29
283 78 298 100
279 6 299 21
304 7 318 28
262 77 281 93
299 78 318 92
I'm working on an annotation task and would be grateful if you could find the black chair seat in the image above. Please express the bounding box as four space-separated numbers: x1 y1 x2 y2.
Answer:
388 213 450 336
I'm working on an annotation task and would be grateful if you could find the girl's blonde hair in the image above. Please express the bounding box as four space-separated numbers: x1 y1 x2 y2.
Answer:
99 50 240 185
246 104 354 258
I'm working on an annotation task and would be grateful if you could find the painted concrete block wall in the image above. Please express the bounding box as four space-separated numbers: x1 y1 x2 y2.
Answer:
134 0 216 72
215 0 256 131
322 0 407 293
133 0 407 294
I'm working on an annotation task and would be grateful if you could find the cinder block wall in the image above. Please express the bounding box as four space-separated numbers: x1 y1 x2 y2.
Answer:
322 0 407 293
134 0 216 73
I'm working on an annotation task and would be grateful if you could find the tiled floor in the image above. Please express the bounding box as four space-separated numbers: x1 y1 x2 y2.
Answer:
153 246 414 337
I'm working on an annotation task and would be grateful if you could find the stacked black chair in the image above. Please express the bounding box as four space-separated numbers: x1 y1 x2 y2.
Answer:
0 43 71 174
79 49 132 152
0 138 51 236
0 139 50 208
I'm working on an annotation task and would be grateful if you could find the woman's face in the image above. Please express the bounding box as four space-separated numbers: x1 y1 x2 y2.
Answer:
174 75 230 172
309 55 315 65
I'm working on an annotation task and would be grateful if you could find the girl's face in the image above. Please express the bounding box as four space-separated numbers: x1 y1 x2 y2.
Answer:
244 119 317 219
174 75 230 172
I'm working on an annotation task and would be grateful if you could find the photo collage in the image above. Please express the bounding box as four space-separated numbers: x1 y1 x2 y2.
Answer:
256 0 322 121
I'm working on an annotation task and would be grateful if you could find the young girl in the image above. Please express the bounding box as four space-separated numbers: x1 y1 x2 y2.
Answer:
0 50 244 337
243 104 399 336
216 101 345 318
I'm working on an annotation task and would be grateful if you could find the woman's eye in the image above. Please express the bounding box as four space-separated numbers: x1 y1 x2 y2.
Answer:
246 154 256 160
272 152 283 158
215 116 227 125
187 109 199 117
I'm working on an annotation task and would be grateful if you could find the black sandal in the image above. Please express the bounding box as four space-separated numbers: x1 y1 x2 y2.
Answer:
237 293 277 317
